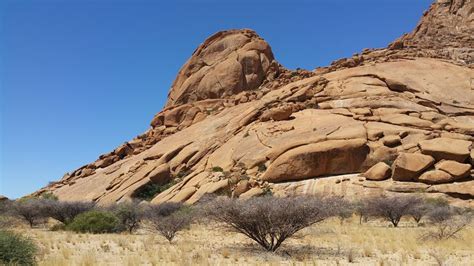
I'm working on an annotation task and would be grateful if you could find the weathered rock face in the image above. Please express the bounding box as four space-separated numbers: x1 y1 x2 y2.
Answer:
262 139 369 183
34 1 474 207
321 0 474 74
398 0 474 65
165 29 279 107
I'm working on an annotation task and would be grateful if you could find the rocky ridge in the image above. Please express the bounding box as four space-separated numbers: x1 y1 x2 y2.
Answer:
35 0 474 207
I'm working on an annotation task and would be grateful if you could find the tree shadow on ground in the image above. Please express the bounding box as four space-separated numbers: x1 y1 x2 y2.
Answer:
218 242 344 261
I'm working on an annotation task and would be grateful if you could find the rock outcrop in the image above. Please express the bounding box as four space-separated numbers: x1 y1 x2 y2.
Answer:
34 0 474 207
165 29 280 107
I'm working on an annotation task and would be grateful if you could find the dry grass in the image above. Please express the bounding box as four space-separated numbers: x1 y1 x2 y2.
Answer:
17 217 473 265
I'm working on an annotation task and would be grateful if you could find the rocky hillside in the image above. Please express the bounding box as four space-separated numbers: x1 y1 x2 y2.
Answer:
35 0 474 206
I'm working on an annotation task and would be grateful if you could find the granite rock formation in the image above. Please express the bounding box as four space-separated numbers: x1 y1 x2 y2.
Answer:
34 0 474 207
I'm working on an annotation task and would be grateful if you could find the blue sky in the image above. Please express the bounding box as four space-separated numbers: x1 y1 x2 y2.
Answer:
1 0 432 198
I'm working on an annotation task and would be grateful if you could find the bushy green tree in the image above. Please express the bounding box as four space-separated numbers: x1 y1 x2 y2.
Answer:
67 210 120 234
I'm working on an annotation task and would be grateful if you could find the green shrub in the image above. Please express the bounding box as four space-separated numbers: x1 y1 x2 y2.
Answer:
257 163 267 172
40 192 58 201
261 186 273 196
133 181 176 201
211 166 224 172
50 223 66 231
0 230 37 265
67 211 120 234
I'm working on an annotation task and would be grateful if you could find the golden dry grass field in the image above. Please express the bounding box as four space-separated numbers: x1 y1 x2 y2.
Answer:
17 217 474 266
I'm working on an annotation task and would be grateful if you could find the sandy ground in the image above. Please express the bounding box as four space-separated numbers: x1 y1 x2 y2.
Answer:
15 217 472 266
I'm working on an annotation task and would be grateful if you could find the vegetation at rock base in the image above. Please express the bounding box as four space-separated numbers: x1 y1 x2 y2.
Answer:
365 195 422 227
203 196 331 252
146 202 193 242
0 193 472 264
110 201 145 234
45 200 95 225
0 230 37 265
66 210 121 234
11 199 50 228
39 192 59 201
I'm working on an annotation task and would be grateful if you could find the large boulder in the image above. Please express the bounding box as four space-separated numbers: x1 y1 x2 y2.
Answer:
262 139 369 183
419 138 472 162
435 160 471 179
391 153 435 181
260 106 293 121
418 170 456 184
239 187 264 199
165 29 278 107
147 164 171 184
363 162 391 181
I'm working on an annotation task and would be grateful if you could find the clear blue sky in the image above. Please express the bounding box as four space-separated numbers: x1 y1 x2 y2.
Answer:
1 0 432 199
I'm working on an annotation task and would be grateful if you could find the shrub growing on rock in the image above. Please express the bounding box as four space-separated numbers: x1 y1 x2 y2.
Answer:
211 166 224 172
146 203 192 242
0 230 37 265
204 196 330 252
133 181 176 201
39 192 58 201
67 210 120 234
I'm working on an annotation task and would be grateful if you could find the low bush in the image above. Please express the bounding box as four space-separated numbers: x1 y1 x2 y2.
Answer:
0 200 11 214
211 166 224 172
12 199 50 227
67 210 120 234
366 195 422 227
46 200 95 225
39 192 58 201
423 206 472 240
146 203 192 242
407 199 431 225
353 200 371 224
0 230 37 265
111 201 145 233
328 197 353 224
204 196 330 252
